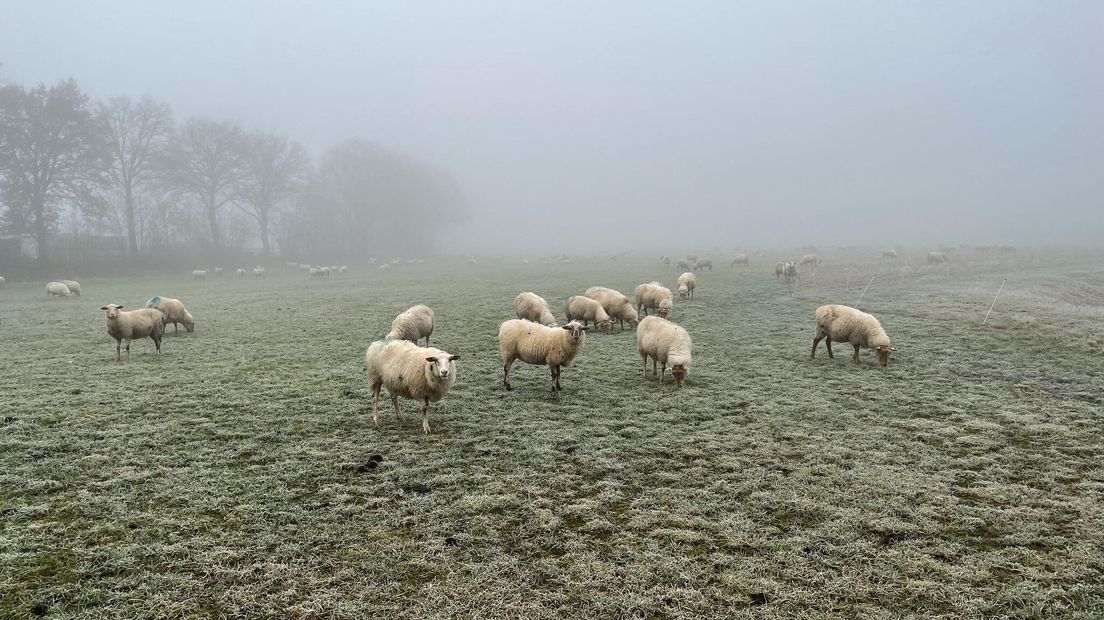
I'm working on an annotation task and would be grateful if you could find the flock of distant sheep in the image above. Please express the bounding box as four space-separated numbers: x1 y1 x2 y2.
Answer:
6 250 922 434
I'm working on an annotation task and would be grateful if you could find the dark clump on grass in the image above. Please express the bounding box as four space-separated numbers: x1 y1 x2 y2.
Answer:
749 592 769 606
444 536 458 547
404 483 431 495
356 461 378 472
1 507 16 517
31 601 50 616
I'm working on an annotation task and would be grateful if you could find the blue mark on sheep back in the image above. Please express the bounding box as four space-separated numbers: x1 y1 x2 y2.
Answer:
147 295 161 305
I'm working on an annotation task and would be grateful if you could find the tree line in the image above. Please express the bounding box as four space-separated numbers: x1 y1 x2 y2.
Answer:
0 76 467 266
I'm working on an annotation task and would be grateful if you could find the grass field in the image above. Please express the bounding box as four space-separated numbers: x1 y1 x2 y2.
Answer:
2 249 1103 618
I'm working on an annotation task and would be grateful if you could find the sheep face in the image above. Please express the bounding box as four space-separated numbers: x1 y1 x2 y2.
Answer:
183 313 196 333
671 364 688 387
562 321 587 344
875 345 891 367
100 304 124 319
657 300 672 319
678 284 689 299
424 353 459 381
597 318 612 333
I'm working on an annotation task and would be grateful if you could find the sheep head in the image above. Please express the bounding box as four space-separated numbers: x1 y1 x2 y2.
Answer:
183 312 196 333
424 352 459 381
678 284 689 299
875 345 891 367
657 299 672 319
562 321 587 344
597 318 612 333
100 304 124 319
671 364 688 387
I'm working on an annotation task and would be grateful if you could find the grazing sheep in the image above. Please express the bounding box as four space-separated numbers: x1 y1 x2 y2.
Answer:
677 258 692 271
59 280 81 297
214 267 224 277
236 268 247 277
636 315 692 387
800 254 819 270
387 304 435 346
515 292 558 326
309 267 320 278
634 282 673 319
253 267 265 278
730 254 749 266
882 249 898 259
498 319 587 393
100 303 165 360
285 261 298 270
319 266 331 278
365 339 458 434
192 270 207 281
299 263 311 270
677 272 696 300
339 265 348 274
145 295 194 334
661 256 671 266
774 262 785 279
811 304 893 367
46 282 72 297
692 258 713 271
927 251 950 264
565 295 613 333
583 286 639 330
378 263 391 272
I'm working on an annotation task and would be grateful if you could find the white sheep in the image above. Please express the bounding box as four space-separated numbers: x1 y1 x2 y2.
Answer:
774 262 785 279
59 280 81 297
515 292 558 326
676 272 696 300
882 249 898 259
309 267 320 278
498 319 587 393
583 286 639 330
692 258 713 271
145 296 195 334
677 258 692 271
730 254 749 266
636 315 692 387
927 251 950 264
811 304 893 367
800 254 819 270
0 275 5 287
387 304 435 345
783 261 799 289
192 270 207 281
285 261 298 270
661 256 671 266
253 267 265 278
236 268 247 277
634 282 673 319
564 295 613 333
46 282 72 297
339 265 348 274
365 339 458 434
213 267 224 277
100 303 165 360
319 266 331 278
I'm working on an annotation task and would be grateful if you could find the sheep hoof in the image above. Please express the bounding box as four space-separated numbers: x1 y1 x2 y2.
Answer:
504 383 513 391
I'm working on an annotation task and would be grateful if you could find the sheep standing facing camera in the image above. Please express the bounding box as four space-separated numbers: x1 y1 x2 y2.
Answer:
677 272 696 300
365 339 458 434
100 304 165 360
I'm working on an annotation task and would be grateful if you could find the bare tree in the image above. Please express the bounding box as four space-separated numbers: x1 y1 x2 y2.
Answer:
236 131 308 255
0 79 107 262
158 117 246 250
98 97 173 256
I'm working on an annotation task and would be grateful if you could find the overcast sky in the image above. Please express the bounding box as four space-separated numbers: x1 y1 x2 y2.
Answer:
2 1 1101 252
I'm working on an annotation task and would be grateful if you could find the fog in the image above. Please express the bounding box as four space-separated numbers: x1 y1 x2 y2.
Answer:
2 1 1102 256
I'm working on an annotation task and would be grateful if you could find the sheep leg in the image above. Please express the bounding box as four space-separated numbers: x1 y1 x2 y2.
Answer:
503 356 515 391
660 362 667 383
421 399 431 434
391 393 404 421
811 335 823 358
826 337 834 358
125 339 131 357
370 383 381 426
852 345 861 363
554 366 562 392
640 351 648 379
115 339 122 361
652 358 658 378
549 366 558 393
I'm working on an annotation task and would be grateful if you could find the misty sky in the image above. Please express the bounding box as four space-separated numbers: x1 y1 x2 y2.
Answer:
2 1 1101 252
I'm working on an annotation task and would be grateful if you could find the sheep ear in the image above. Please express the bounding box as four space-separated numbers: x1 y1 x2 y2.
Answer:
117 305 124 309
561 325 572 330
425 357 436 363
99 306 108 310
448 355 459 361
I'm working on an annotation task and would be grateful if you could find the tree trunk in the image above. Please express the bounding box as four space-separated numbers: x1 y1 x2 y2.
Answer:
207 191 222 249
124 184 138 256
33 196 49 262
259 209 270 255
